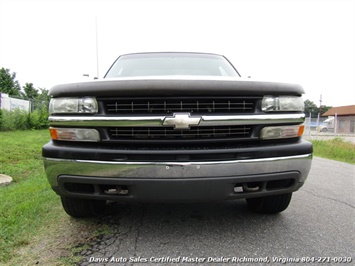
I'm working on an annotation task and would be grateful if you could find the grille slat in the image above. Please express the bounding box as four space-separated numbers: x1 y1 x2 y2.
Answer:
103 97 257 114
109 126 252 140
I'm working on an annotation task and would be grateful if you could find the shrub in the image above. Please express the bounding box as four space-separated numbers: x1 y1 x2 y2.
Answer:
29 107 48 129
0 109 28 131
0 108 48 131
29 110 40 129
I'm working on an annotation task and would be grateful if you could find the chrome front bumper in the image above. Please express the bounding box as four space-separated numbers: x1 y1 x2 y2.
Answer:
44 154 312 202
44 154 312 188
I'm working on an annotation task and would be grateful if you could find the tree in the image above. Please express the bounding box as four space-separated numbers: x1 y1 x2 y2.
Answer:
320 105 332 115
36 88 50 103
23 83 39 100
0 68 22 98
304 99 318 117
304 99 332 117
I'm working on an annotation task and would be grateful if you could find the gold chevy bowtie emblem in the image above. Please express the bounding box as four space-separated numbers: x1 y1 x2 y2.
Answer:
162 113 201 129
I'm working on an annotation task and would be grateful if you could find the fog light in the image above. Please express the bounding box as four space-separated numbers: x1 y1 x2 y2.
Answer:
50 127 100 142
260 125 304 140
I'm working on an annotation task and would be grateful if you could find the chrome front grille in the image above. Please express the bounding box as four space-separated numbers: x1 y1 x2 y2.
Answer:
97 97 259 142
101 97 258 114
108 126 252 140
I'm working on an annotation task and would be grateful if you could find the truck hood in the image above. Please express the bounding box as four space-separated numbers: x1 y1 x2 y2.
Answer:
49 75 305 97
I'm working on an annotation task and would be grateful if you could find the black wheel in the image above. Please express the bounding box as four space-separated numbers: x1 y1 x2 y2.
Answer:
60 196 106 218
246 193 292 214
321 128 328 132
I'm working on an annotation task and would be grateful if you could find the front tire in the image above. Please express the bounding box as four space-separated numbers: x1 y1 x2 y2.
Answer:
60 196 106 218
246 193 292 214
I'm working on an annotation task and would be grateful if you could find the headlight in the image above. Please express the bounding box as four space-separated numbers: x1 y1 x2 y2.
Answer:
49 97 98 114
262 96 304 112
260 125 305 140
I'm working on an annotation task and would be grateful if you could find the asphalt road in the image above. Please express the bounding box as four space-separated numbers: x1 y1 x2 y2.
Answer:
78 157 354 266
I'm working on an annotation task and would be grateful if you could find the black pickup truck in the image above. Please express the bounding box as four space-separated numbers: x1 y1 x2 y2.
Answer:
43 52 312 217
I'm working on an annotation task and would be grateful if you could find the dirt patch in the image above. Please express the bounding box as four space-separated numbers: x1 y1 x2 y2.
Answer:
9 212 107 266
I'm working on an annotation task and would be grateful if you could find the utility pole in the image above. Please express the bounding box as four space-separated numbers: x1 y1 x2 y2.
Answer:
95 16 99 79
316 94 322 139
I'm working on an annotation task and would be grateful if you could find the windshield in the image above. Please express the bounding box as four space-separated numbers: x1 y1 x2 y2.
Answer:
104 53 240 78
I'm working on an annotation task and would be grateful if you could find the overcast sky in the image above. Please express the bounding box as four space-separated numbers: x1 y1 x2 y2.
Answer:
0 0 354 107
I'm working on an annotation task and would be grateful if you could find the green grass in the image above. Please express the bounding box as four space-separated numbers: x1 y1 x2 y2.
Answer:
0 130 111 265
311 138 355 164
0 130 58 262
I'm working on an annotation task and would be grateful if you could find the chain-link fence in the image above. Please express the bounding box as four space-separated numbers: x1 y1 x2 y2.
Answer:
304 116 355 143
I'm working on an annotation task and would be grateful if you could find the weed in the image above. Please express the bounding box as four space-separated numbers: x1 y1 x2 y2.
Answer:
311 138 355 164
0 108 48 131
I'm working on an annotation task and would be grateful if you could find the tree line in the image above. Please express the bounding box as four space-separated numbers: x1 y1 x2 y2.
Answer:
0 68 50 130
304 99 332 118
0 67 50 105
